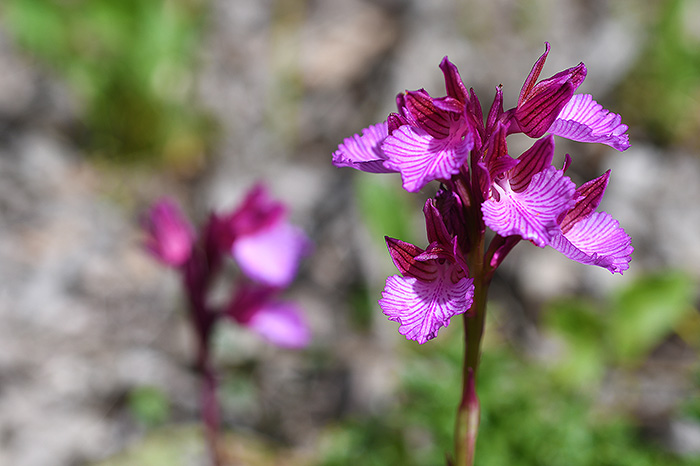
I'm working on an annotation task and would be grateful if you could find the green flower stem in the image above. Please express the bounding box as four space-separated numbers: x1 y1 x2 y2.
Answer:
453 180 491 466
453 263 489 466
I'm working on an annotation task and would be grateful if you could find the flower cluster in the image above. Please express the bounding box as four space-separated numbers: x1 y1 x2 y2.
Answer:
143 183 312 349
333 43 632 344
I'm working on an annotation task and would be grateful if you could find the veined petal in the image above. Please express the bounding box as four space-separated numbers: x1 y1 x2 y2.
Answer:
433 96 464 114
482 166 576 247
435 187 467 242
379 272 474 344
404 90 452 139
439 56 469 104
548 94 630 151
233 221 312 287
387 112 408 134
560 171 610 233
483 121 513 180
423 199 454 249
515 42 587 138
245 301 311 349
509 136 555 192
332 122 395 173
468 88 485 143
383 125 472 192
550 211 633 274
518 42 551 106
486 85 504 136
515 81 575 138
385 237 438 281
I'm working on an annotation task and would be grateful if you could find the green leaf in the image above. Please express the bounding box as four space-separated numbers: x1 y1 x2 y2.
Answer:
609 270 696 364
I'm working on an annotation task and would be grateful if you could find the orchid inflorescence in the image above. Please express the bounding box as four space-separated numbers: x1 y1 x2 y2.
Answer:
333 42 632 346
143 183 311 465
334 42 633 465
144 183 312 349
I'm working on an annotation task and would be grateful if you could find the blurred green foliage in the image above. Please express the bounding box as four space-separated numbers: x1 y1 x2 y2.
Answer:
127 385 171 428
616 0 700 149
95 425 210 466
545 270 697 387
319 270 700 465
351 173 421 330
2 0 213 168
355 172 419 245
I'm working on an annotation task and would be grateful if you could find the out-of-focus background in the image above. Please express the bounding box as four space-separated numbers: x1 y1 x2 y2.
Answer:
0 0 699 464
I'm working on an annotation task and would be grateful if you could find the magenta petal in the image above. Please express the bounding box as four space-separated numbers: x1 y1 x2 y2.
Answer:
550 211 633 274
332 122 395 173
423 199 453 248
143 198 194 267
228 183 286 239
486 86 504 135
482 166 576 247
515 81 576 138
548 94 630 151
383 125 473 192
518 43 551 106
379 272 474 344
404 90 452 139
560 171 610 232
233 221 311 287
439 56 469 104
245 301 311 348
509 136 555 192
385 237 438 280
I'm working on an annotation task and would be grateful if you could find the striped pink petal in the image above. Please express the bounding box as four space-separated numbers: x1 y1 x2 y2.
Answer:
548 94 630 151
332 122 395 173
385 237 438 281
383 125 473 192
549 211 633 274
482 166 576 247
515 47 587 138
439 56 469 104
509 136 555 193
379 270 474 344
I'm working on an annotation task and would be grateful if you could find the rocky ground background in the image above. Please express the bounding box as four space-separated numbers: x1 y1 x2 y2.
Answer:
0 0 699 465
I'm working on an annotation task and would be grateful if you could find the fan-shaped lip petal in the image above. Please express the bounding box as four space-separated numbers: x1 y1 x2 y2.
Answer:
332 121 396 173
379 270 474 344
382 124 473 192
482 166 576 247
550 211 633 274
548 94 630 151
243 300 311 349
233 221 312 288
